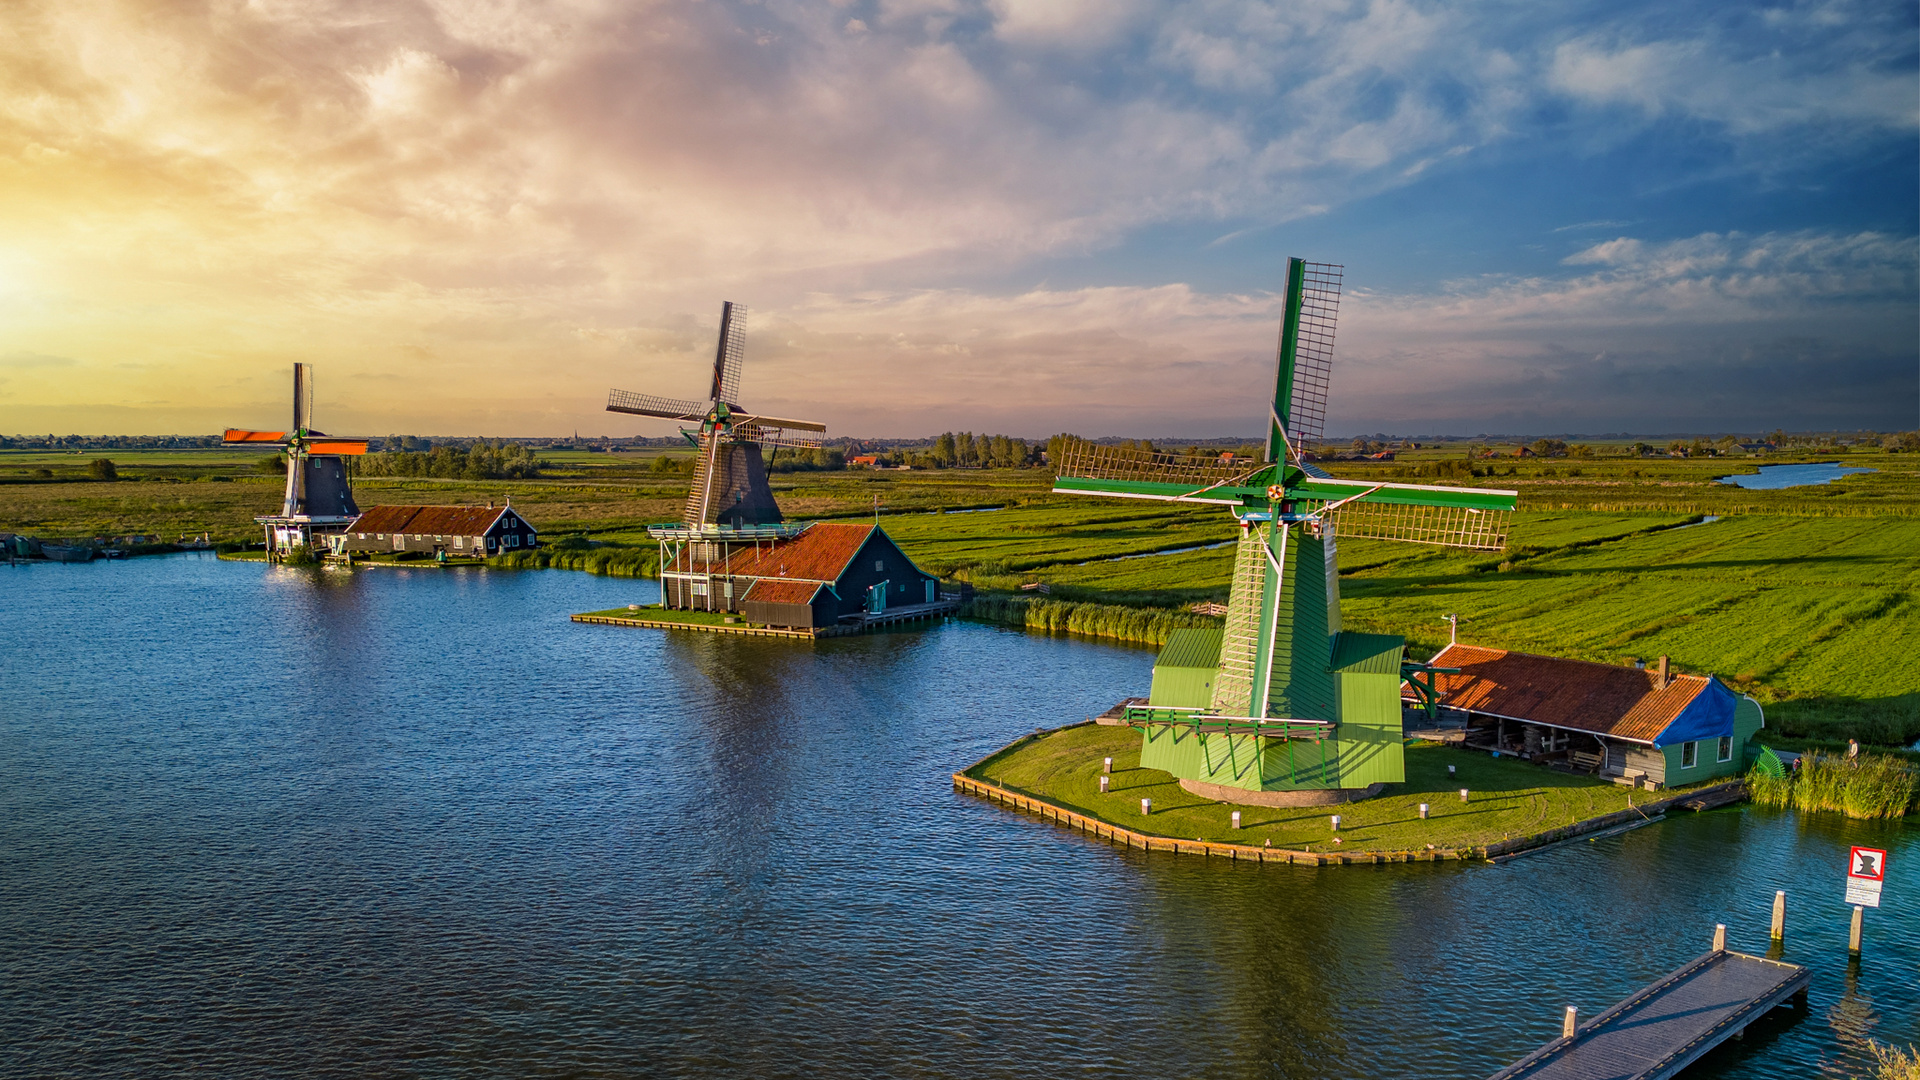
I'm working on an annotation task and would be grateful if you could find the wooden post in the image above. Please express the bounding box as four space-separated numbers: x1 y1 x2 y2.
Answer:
1713 923 1726 952
1771 891 1786 941
1104 757 1113 774
1460 788 1470 802
1099 775 1110 794
1562 1006 1578 1039
1418 803 1429 819
1849 906 1863 955
1141 797 1152 816
1231 811 1242 829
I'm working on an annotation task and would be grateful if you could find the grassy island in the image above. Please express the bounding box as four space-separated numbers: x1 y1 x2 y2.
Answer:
965 722 1734 857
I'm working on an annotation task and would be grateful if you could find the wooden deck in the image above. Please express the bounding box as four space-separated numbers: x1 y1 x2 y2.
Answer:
844 599 960 629
1489 949 1809 1080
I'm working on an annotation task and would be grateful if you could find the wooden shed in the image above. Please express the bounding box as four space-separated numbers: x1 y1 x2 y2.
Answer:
337 504 538 558
659 522 939 628
1410 644 1765 789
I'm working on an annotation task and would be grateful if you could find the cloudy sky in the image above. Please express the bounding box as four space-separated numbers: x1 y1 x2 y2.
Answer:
2 0 1915 439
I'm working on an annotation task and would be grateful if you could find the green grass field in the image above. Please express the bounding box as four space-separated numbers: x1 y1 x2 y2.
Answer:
969 723 1690 852
7 444 1916 745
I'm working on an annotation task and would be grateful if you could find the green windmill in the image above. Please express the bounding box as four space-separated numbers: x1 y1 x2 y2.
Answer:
1053 259 1518 805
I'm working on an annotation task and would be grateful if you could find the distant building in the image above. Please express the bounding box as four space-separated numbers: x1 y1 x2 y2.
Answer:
850 455 880 468
659 522 939 630
336 504 538 558
1408 645 1764 789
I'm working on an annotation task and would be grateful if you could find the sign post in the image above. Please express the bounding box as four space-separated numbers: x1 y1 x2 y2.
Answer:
1845 846 1887 957
1846 846 1887 908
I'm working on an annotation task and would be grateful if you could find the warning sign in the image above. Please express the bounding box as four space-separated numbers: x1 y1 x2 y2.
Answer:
1846 846 1887 908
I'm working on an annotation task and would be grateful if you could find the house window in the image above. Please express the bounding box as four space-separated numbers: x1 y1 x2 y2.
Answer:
875 560 885 571
690 581 709 597
1681 741 1698 769
1717 736 1733 762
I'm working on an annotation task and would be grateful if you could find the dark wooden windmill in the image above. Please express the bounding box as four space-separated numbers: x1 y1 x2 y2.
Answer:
606 302 826 528
223 363 369 559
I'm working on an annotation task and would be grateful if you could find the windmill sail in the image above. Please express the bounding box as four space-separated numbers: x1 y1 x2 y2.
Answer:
711 301 746 407
1276 261 1341 458
1052 438 1260 502
607 391 710 421
607 301 824 528
1294 477 1513 549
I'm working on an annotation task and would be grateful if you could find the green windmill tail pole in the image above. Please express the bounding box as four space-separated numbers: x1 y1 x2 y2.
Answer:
1269 257 1306 464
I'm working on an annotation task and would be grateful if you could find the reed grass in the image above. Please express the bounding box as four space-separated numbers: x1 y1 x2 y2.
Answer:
488 544 658 577
1748 752 1917 818
963 594 1221 646
1871 1041 1920 1080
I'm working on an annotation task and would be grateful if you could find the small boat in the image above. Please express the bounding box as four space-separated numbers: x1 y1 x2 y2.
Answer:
40 543 95 563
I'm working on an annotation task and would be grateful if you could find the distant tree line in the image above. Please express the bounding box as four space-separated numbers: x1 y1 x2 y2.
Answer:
349 440 543 480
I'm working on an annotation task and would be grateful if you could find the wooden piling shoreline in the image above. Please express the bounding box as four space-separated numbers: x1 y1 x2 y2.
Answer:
954 725 1747 867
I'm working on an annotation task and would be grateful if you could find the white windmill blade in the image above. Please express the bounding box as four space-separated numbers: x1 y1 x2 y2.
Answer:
607 389 710 421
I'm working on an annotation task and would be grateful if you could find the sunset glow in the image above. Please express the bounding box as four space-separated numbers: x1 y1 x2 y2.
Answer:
3 0 1915 437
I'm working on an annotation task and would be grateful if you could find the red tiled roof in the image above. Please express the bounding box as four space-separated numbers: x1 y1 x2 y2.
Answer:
350 505 513 535
741 579 824 604
667 523 876 583
1413 644 1711 743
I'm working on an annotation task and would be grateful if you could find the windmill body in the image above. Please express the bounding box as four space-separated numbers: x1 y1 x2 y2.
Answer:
224 363 369 560
608 303 828 605
1053 260 1519 803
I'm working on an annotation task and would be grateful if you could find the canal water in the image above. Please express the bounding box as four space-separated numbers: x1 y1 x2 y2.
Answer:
1717 462 1877 489
2 555 1914 1078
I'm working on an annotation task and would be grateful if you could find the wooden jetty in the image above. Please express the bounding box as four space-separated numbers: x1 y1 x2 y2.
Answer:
1489 947 1809 1080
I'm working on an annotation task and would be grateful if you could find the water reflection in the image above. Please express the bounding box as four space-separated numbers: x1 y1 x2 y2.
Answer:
0 556 1913 1079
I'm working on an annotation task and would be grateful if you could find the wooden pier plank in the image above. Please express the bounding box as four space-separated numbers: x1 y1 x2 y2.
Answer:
1490 951 1810 1080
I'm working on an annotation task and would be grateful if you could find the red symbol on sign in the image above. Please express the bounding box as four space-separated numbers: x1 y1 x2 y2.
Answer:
1849 846 1887 881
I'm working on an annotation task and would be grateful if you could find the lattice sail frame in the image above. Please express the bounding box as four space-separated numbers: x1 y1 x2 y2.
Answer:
1209 527 1268 716
607 389 709 421
711 302 746 408
1307 498 1511 551
1051 438 1258 492
1285 262 1341 450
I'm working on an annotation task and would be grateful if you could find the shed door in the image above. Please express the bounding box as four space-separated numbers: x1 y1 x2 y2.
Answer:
925 579 936 604
868 581 887 614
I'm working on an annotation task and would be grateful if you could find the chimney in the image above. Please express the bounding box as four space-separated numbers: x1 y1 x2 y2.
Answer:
1655 656 1669 690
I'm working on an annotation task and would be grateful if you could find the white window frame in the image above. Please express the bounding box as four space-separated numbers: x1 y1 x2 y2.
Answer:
1681 741 1698 769
1717 736 1733 762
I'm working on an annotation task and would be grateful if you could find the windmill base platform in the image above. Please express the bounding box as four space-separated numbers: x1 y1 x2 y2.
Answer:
1178 778 1384 807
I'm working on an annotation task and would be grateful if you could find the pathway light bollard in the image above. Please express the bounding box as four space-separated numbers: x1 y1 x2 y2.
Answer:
1418 803 1429 820
1562 1006 1578 1039
1104 756 1113 774
1771 891 1786 941
1330 814 1340 832
1099 775 1110 794
1712 923 1727 952
1141 797 1152 817
1231 811 1242 830
1849 906 1864 955
1460 788 1470 803
1448 765 1456 778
